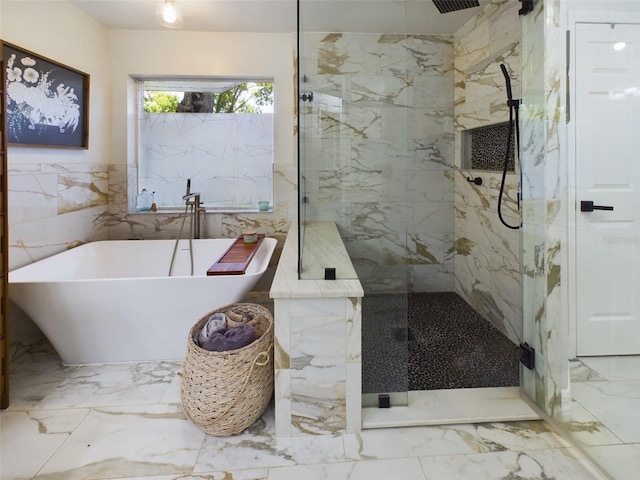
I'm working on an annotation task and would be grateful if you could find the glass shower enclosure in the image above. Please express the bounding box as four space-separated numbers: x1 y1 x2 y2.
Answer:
297 0 456 407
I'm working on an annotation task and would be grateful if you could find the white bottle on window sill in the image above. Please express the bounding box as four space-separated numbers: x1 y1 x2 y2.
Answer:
136 189 152 212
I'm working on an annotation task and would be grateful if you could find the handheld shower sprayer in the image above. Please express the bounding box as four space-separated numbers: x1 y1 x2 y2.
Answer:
500 64 514 105
497 64 522 230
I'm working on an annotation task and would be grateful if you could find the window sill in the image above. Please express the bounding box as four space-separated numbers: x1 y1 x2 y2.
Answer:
130 207 273 214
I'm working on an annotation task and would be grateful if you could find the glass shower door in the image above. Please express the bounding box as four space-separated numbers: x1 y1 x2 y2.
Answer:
297 0 411 407
361 231 410 408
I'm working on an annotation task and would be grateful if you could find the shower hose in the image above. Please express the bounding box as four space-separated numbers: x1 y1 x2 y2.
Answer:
498 63 522 230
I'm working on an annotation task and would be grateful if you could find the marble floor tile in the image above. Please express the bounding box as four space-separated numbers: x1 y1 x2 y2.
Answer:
8 341 68 410
3 338 607 480
557 400 623 447
345 423 486 460
559 355 640 480
0 408 90 480
159 368 184 405
569 358 605 383
267 458 427 480
583 443 640 480
419 448 602 480
577 356 640 382
572 380 640 443
34 404 205 479
345 420 566 462
31 361 182 409
473 421 570 451
116 471 268 480
193 407 346 472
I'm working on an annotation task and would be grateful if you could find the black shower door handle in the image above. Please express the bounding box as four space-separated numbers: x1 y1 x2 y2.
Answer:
580 200 614 212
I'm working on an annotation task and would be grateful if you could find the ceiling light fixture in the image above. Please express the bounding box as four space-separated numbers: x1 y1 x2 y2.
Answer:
156 0 183 29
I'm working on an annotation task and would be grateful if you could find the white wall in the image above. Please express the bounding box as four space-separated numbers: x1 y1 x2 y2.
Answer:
107 30 294 170
2 1 111 269
1 1 110 165
104 29 297 242
2 3 297 267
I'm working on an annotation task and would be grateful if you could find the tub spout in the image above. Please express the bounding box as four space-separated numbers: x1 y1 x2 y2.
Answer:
169 189 205 276
183 193 202 239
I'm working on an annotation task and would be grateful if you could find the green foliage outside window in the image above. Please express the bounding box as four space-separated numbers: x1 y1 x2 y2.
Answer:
143 82 273 114
143 92 180 113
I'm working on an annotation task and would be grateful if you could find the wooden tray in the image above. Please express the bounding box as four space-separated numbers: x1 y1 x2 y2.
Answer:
206 234 265 275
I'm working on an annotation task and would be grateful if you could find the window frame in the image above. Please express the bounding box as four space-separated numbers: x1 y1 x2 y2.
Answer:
133 75 275 213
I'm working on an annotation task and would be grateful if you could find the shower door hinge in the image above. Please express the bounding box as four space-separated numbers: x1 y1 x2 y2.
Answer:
519 342 535 370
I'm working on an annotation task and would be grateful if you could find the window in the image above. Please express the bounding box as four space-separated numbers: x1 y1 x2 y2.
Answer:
137 78 274 211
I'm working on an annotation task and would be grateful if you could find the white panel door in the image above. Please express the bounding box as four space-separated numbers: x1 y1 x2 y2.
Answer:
575 22 640 356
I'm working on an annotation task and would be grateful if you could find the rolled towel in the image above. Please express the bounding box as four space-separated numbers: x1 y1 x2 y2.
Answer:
195 312 227 347
225 308 245 328
225 308 269 338
202 324 256 352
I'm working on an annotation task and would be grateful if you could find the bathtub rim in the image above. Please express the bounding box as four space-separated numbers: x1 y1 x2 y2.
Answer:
9 237 278 284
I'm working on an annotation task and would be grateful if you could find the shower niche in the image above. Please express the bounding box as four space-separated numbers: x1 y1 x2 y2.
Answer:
462 122 515 172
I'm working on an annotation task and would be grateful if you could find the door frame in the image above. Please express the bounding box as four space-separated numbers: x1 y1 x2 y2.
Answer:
566 8 640 359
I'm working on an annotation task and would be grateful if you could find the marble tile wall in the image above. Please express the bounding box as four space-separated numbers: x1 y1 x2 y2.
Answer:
453 0 523 344
271 222 363 437
104 161 295 245
519 0 568 419
274 296 362 436
8 158 294 283
9 163 110 270
299 32 455 293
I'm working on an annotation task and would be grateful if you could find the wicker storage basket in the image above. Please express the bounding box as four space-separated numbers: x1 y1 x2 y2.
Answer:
181 303 274 436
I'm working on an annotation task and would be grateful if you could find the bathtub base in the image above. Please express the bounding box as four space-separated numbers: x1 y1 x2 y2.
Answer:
9 239 277 364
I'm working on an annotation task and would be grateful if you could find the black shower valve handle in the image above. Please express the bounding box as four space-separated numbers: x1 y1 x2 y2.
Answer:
300 92 313 103
467 176 482 186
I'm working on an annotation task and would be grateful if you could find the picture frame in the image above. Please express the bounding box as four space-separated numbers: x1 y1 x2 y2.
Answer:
3 42 89 149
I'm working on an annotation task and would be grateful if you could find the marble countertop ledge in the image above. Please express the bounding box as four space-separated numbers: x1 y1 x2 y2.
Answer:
270 221 364 299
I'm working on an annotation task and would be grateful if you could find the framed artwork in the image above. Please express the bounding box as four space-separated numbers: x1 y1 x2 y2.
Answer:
3 42 89 149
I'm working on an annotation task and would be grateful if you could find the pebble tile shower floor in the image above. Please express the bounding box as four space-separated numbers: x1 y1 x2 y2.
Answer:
362 291 520 394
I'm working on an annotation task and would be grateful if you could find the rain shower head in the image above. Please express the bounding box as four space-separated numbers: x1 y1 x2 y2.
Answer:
432 0 480 14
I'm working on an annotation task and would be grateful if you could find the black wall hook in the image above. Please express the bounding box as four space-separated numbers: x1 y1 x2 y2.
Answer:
467 176 482 186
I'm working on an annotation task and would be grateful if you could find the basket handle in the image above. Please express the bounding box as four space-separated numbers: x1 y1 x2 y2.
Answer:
198 350 270 427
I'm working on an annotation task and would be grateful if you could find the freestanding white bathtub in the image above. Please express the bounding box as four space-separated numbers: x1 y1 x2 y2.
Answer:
9 238 277 364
